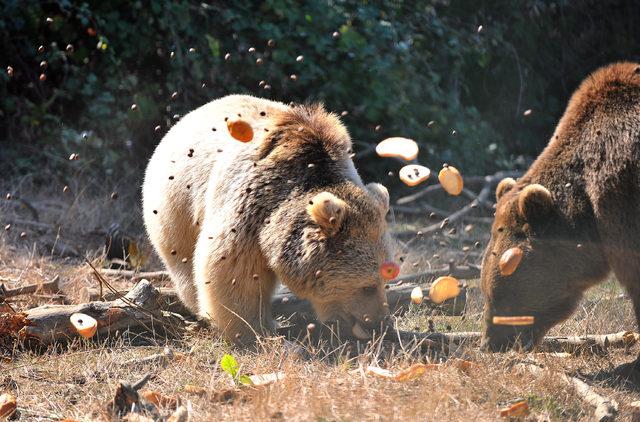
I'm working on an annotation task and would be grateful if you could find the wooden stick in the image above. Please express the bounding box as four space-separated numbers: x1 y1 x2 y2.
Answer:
378 331 638 354
520 363 618 421
0 275 61 299
6 280 184 347
100 269 170 282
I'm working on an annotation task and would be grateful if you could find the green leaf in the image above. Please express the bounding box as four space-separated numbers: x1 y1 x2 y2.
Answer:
220 354 238 377
238 375 252 385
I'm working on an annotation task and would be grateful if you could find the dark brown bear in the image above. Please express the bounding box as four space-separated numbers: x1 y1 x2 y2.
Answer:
480 62 640 353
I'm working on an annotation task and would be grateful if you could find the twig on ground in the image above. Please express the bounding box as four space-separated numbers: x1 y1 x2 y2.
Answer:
100 269 171 282
0 275 61 299
520 363 618 421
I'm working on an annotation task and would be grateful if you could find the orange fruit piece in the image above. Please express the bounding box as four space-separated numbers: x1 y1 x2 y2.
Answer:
366 366 395 379
70 313 97 339
499 400 529 418
399 165 431 187
142 390 177 408
429 276 461 304
394 363 440 381
380 261 400 281
492 316 535 326
226 118 254 142
438 166 464 195
499 247 523 276
375 137 419 161
0 393 16 419
410 286 424 305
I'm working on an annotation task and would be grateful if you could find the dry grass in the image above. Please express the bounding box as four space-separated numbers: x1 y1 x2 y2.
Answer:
2 183 640 421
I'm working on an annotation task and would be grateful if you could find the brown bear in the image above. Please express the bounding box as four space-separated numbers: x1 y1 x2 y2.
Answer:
142 95 394 345
480 62 640 353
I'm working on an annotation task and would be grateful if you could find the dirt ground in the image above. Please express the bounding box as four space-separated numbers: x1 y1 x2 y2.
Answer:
2 181 640 421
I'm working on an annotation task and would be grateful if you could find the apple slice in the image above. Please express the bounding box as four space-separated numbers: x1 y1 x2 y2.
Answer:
492 316 534 326
70 313 98 339
380 261 400 281
375 137 418 161
410 286 424 304
399 165 431 187
226 118 254 142
499 247 523 276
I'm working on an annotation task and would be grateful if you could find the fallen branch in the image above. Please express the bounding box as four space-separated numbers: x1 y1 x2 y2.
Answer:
520 363 618 421
4 280 184 347
0 275 61 299
379 331 638 354
100 269 170 282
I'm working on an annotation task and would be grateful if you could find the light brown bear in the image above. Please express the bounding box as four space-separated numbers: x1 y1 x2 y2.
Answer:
142 95 394 345
480 62 640 356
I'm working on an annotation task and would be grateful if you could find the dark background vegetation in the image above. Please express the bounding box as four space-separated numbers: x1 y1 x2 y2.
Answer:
1 0 639 191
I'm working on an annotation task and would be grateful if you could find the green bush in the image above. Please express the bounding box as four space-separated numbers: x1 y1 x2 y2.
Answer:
1 0 639 188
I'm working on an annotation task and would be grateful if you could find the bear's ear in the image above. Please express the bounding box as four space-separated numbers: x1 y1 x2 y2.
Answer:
307 191 346 236
496 177 517 201
366 183 389 214
518 184 554 223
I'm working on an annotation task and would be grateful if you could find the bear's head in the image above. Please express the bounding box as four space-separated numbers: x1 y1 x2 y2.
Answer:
266 182 394 340
480 178 608 351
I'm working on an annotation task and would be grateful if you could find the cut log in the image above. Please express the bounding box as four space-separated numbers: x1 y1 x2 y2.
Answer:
3 280 183 347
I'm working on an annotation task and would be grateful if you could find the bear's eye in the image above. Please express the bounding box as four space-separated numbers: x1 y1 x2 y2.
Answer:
362 286 377 295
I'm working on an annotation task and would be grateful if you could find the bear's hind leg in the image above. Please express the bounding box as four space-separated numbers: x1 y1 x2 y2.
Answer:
193 231 277 344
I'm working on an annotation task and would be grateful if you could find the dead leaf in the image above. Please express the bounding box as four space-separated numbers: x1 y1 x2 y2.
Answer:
499 400 529 418
0 392 17 419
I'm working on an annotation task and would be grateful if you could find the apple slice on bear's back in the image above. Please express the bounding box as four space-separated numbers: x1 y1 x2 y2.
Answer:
399 165 430 187
376 137 418 161
226 118 254 142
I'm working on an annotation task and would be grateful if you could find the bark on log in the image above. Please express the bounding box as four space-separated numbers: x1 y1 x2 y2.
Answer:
13 280 184 347
82 286 191 316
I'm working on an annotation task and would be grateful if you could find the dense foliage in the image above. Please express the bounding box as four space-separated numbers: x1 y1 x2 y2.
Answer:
1 0 639 186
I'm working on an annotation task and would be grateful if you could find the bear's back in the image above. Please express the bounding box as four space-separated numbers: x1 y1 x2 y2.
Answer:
142 95 289 294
